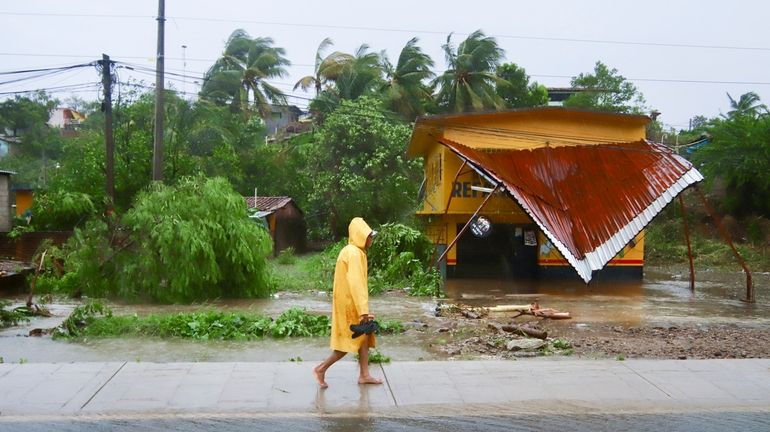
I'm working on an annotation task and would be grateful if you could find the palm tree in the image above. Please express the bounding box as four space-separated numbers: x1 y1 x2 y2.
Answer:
201 29 290 119
293 38 353 95
433 30 506 113
726 92 768 118
334 44 383 100
381 37 435 120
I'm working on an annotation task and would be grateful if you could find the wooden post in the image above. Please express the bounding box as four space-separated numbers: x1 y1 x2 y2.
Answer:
694 185 753 303
101 54 115 209
435 183 501 266
678 194 695 292
153 0 166 182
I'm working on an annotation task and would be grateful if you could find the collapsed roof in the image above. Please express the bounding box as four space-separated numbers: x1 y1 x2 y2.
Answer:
438 137 703 282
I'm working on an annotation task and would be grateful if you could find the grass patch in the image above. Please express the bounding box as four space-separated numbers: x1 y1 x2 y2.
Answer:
268 252 331 293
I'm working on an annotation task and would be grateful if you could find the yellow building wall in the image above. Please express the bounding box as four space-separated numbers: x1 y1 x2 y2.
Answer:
15 190 33 216
537 232 645 267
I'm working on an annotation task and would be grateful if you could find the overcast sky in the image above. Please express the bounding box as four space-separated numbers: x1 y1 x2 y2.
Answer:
2 0 769 130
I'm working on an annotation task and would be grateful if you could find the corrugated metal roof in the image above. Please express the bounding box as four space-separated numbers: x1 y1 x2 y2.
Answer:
243 196 296 213
439 138 704 283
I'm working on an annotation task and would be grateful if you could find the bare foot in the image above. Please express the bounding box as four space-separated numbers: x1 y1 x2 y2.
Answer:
314 365 328 388
358 376 383 385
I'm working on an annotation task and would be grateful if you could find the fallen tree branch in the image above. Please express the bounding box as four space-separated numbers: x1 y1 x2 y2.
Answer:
488 322 548 339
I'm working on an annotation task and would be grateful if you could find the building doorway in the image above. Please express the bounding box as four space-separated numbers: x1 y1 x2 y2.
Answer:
452 223 538 279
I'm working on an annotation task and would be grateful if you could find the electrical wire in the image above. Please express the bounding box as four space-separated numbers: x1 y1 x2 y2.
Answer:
2 11 768 52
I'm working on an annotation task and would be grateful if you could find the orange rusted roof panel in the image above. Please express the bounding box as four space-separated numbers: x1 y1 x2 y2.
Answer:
439 138 703 282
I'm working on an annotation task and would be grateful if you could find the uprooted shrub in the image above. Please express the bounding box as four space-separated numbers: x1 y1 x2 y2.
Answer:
35 176 274 303
367 223 443 297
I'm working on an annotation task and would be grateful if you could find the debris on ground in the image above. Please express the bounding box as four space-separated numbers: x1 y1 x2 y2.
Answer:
488 301 571 319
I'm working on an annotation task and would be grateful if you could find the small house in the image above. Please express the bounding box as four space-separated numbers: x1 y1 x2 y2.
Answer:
407 107 702 283
244 196 306 256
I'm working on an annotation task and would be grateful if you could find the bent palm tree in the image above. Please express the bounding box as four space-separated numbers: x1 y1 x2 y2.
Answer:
201 29 290 119
433 30 506 113
381 37 435 120
334 44 383 100
726 91 768 118
293 37 353 95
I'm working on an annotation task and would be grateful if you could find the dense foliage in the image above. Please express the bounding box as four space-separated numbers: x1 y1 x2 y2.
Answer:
691 95 770 218
495 63 549 109
37 177 274 302
368 223 443 297
307 97 422 238
563 61 646 114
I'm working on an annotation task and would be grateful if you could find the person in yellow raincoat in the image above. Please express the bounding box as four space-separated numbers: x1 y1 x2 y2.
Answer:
313 217 382 388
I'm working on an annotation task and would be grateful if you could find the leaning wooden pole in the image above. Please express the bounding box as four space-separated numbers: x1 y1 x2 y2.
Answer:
678 194 695 292
435 183 501 266
694 185 753 303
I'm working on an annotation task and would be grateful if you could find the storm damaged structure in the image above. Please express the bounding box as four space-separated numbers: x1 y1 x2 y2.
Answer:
407 107 704 284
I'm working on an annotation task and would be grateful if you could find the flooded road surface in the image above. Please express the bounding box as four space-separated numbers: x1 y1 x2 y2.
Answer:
2 411 769 432
0 266 768 363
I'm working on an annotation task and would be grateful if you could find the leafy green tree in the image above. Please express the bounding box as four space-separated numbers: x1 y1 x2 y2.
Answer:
307 97 422 238
563 61 646 114
293 38 353 95
201 29 290 119
28 191 96 231
0 93 62 186
53 176 273 302
433 30 506 113
381 38 435 120
692 95 770 217
495 63 548 108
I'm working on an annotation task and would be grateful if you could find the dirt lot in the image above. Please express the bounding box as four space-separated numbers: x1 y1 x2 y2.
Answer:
424 303 770 361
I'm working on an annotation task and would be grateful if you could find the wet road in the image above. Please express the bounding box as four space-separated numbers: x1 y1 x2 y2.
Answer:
2 411 770 432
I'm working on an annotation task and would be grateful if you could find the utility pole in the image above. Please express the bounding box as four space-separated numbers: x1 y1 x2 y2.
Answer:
153 0 165 182
101 54 115 209
182 44 187 97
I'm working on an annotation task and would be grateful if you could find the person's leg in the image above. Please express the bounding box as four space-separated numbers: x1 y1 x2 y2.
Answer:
357 337 383 385
314 350 346 388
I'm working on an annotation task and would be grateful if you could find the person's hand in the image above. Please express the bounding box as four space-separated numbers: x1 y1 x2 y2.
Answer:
360 314 375 322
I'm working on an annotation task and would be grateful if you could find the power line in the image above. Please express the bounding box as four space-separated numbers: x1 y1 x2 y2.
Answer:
2 11 768 52
0 82 99 96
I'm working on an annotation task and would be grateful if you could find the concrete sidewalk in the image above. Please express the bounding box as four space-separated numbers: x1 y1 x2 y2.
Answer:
0 359 769 418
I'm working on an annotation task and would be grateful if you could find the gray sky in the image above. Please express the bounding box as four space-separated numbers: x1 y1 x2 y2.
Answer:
2 0 769 130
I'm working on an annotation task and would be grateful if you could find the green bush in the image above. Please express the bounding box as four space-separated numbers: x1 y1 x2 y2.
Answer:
269 307 330 338
41 176 274 303
368 223 443 297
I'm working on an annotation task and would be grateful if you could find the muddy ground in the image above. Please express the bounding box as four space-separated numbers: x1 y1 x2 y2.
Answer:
424 308 770 360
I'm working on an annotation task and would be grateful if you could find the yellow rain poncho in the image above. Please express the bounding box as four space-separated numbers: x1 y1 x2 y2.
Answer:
330 217 376 353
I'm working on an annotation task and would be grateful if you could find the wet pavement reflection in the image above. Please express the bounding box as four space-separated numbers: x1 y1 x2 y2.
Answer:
1 411 769 432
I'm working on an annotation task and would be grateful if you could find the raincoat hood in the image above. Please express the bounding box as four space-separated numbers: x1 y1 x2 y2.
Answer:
348 217 373 250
